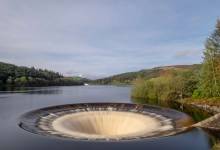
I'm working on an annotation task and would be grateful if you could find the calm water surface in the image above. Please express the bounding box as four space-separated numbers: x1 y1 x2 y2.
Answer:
0 85 213 150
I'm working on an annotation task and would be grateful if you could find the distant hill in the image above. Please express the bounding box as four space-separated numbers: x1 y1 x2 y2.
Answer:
0 62 89 87
93 64 201 85
0 62 201 87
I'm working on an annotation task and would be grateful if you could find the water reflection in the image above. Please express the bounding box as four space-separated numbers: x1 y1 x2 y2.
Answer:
0 86 62 94
0 86 215 149
133 98 212 122
133 98 219 149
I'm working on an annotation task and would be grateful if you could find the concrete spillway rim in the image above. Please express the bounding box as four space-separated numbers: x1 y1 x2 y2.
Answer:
19 103 194 142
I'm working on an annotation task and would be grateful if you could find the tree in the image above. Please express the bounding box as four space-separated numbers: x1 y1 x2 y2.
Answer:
0 62 84 87
6 76 13 85
198 19 220 97
15 76 28 87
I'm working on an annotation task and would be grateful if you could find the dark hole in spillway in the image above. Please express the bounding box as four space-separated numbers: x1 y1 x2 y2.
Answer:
19 103 193 141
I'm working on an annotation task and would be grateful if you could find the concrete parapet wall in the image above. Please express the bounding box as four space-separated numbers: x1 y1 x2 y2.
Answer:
193 113 220 130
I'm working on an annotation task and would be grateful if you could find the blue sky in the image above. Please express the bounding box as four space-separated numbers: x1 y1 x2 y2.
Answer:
0 0 219 78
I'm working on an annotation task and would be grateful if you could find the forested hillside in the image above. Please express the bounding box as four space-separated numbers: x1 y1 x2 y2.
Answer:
93 64 201 85
0 62 87 87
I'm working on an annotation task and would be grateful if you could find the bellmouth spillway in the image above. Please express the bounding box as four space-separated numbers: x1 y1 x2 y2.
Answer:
19 103 193 141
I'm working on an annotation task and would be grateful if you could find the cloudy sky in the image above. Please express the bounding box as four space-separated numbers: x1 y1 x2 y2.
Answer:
0 0 219 78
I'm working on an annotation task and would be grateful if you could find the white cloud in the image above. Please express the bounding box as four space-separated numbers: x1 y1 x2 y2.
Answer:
0 0 219 77
174 49 201 58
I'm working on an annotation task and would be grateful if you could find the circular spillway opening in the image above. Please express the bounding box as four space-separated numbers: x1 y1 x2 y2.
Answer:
19 103 193 141
52 111 163 139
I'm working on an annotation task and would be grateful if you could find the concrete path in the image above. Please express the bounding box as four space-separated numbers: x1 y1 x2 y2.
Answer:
193 113 220 131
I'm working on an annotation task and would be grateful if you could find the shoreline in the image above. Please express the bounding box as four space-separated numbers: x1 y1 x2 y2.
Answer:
176 99 220 149
177 98 220 115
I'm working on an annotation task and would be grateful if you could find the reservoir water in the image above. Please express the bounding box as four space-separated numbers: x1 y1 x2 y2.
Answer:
0 85 214 150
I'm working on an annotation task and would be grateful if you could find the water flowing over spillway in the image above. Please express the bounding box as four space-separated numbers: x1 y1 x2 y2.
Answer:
52 111 167 139
19 103 193 141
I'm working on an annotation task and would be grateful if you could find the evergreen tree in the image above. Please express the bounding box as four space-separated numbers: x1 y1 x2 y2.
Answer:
199 19 220 97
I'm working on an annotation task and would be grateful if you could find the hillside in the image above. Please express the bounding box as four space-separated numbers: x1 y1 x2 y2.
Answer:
93 64 201 85
0 62 89 87
0 62 201 87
